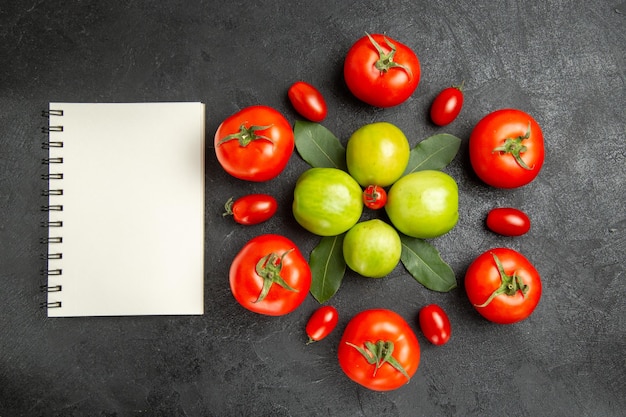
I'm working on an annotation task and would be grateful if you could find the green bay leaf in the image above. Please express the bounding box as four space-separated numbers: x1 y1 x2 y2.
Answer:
309 234 346 303
400 234 457 292
294 121 347 170
404 133 461 175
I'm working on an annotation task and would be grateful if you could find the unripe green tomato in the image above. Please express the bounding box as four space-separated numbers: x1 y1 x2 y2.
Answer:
343 219 401 278
293 167 363 236
346 122 410 187
385 170 459 239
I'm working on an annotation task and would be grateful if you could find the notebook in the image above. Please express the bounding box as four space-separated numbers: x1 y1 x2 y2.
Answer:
41 102 206 317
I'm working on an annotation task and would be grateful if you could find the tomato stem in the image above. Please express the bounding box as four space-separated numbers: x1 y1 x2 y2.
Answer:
491 122 533 170
474 253 529 308
366 33 412 79
345 340 410 381
222 197 234 217
254 250 297 303
217 124 274 147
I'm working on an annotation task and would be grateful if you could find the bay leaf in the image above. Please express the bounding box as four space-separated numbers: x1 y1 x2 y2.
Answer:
309 234 346 303
404 133 461 175
400 234 457 292
294 121 347 170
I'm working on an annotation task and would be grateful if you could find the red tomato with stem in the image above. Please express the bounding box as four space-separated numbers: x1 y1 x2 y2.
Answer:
418 304 451 346
344 33 421 108
362 185 387 210
486 207 531 236
215 105 295 182
305 305 339 344
338 309 420 391
430 83 464 126
223 194 278 225
288 81 328 122
469 108 544 188
465 248 542 324
229 234 311 316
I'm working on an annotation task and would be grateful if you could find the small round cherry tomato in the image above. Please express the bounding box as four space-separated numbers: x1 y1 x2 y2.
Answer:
486 207 531 236
223 194 278 225
305 305 339 344
362 185 387 210
418 304 451 346
288 81 328 122
430 83 464 126
465 248 542 324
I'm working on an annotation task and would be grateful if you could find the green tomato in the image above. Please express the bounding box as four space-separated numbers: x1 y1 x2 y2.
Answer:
346 122 410 187
343 219 401 278
385 170 459 239
293 167 363 236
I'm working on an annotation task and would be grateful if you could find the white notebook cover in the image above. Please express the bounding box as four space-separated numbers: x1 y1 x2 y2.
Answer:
44 102 205 317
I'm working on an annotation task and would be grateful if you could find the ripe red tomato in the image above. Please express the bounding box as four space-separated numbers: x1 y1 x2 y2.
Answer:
338 309 420 391
486 207 531 236
430 84 464 126
362 185 387 210
465 248 542 324
305 305 339 344
418 304 451 346
288 81 328 122
214 105 295 182
469 109 544 188
229 234 311 316
344 33 421 108
223 194 278 225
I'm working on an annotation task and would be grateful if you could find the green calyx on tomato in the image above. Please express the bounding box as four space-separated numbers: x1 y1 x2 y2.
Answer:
492 122 533 170
254 250 297 303
345 340 410 380
475 253 529 308
217 124 273 147
366 33 411 78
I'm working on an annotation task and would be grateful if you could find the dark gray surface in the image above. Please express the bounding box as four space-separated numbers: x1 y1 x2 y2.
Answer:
1 1 625 416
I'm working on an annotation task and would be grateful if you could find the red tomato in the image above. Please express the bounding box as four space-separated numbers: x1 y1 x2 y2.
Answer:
465 248 542 324
288 81 328 122
229 234 311 316
469 109 544 188
486 207 531 236
418 304 451 345
430 84 464 126
305 305 339 344
338 309 420 391
214 105 295 182
362 185 387 210
344 33 421 108
223 194 278 225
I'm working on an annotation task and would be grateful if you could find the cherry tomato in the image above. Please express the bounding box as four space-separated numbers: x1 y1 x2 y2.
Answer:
229 234 311 316
288 81 328 122
418 304 451 346
214 105 294 182
465 248 542 324
305 305 339 344
223 194 278 225
344 33 421 108
469 109 544 188
362 185 387 210
338 309 420 391
430 83 464 126
486 207 531 236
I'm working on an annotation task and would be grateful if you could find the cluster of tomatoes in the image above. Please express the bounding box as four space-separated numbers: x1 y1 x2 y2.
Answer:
215 32 546 392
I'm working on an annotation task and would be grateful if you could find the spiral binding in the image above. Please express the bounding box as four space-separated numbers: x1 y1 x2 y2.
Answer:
41 108 64 310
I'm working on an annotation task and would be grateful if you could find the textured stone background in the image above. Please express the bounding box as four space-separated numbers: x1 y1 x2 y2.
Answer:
1 1 624 416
